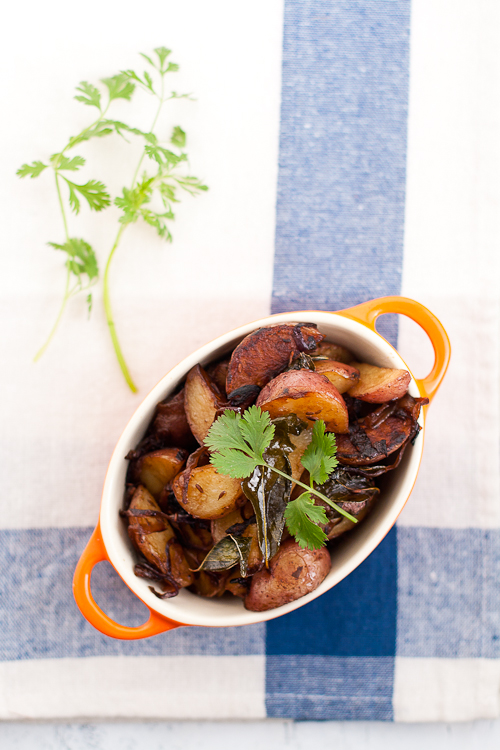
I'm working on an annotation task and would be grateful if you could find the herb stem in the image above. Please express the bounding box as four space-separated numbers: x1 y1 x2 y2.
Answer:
34 266 71 362
130 74 165 189
103 223 138 392
102 73 167 393
262 462 358 524
33 172 72 361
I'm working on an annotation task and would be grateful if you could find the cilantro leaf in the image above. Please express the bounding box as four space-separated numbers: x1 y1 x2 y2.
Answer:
48 238 98 285
206 410 246 453
170 125 186 149
139 52 155 67
75 81 101 110
301 420 338 485
17 161 47 179
154 47 172 70
210 448 260 479
239 406 275 460
174 175 209 195
144 144 186 167
101 73 135 102
50 154 85 171
206 408 273 479
285 494 329 550
63 178 110 214
140 209 173 241
66 121 115 149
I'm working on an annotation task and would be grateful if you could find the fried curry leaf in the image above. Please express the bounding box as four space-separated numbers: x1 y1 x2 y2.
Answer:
241 416 301 566
195 535 251 577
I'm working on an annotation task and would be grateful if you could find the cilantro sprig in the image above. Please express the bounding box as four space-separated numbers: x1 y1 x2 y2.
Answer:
18 48 207 386
206 408 357 553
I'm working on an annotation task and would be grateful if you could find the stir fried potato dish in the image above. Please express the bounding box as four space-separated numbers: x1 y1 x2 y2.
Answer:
122 323 426 611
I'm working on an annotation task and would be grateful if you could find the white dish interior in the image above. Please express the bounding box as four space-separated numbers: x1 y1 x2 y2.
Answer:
99 311 424 628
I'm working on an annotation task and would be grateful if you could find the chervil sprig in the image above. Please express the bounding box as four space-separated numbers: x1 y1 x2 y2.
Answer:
17 48 207 387
206 407 357 553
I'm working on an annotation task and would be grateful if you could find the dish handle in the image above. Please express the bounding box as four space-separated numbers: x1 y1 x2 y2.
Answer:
337 296 451 403
73 523 182 640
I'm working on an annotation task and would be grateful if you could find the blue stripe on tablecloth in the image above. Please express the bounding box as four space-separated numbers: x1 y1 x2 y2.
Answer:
397 527 500 658
266 0 411 718
0 528 264 661
266 656 394 720
265 529 397 717
271 0 411 346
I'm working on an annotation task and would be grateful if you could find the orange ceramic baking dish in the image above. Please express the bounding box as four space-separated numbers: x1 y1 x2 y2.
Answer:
73 296 450 639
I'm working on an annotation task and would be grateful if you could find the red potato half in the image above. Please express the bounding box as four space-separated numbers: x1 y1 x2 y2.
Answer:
226 323 324 393
244 538 331 612
184 365 225 445
256 370 349 434
313 360 360 394
347 362 411 403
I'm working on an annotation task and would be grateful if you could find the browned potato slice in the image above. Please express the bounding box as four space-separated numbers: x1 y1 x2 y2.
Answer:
127 486 193 587
313 360 360 394
189 570 229 598
172 464 244 519
325 496 375 539
184 365 225 445
135 448 187 499
151 389 196 450
207 358 230 398
241 522 264 574
256 370 349 433
335 395 422 465
226 323 324 393
211 508 244 544
244 538 331 611
313 341 354 364
347 362 411 403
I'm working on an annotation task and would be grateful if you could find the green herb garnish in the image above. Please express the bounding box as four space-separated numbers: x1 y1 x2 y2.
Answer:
18 47 207 390
206 407 357 556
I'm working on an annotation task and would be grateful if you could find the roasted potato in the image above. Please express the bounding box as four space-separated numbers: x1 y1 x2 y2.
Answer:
347 362 411 403
335 394 424 465
226 323 324 393
313 360 360 394
127 486 193 587
129 448 187 499
151 389 197 450
172 463 244 519
244 538 331 611
313 341 354 364
184 364 225 444
256 370 349 433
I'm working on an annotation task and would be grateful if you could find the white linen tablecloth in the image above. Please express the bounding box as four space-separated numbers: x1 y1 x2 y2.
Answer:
1 0 499 722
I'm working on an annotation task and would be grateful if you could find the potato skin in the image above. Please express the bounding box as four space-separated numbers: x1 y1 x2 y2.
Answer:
348 362 411 403
184 364 225 444
313 360 360 394
256 369 349 433
244 538 331 612
172 464 244 519
226 324 324 393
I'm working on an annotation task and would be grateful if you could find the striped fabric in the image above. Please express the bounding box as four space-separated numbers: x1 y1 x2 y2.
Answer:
2 0 499 722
